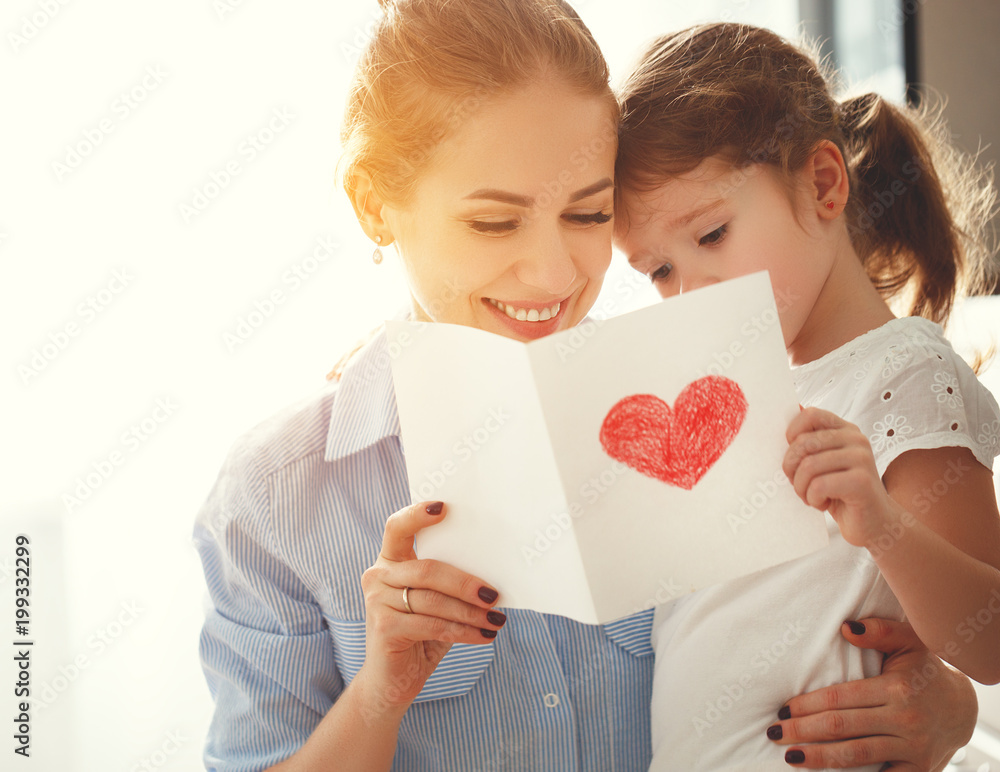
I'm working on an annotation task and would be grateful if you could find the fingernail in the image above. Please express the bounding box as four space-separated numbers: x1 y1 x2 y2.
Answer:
478 587 499 604
767 725 783 740
846 620 866 635
426 502 444 515
785 750 805 764
486 610 507 626
480 628 497 639
778 705 791 720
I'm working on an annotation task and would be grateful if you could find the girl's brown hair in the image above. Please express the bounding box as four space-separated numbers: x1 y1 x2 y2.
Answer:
616 22 996 324
339 0 617 209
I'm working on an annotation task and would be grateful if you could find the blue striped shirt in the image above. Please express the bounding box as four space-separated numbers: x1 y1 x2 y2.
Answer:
194 328 656 771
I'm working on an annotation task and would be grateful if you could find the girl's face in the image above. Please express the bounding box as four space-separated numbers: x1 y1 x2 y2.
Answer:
614 156 836 354
381 77 617 342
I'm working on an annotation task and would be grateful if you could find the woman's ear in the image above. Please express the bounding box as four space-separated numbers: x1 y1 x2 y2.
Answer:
348 168 396 246
805 140 850 218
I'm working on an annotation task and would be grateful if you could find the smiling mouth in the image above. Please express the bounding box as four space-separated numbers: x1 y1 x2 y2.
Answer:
486 297 563 322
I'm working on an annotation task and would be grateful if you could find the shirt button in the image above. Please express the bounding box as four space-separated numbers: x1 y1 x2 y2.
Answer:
543 693 560 708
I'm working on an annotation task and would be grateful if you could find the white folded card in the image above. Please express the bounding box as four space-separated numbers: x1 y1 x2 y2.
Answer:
387 271 828 625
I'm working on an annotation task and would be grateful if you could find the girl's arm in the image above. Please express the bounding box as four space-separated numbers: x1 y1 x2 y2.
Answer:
785 407 1000 684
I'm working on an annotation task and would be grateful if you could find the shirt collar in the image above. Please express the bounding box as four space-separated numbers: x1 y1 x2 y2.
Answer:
324 325 402 462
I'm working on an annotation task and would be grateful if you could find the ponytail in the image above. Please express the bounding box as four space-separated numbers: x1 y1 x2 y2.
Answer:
616 23 997 329
840 93 996 324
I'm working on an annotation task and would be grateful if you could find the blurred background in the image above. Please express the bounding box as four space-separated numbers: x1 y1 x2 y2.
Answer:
1 0 998 769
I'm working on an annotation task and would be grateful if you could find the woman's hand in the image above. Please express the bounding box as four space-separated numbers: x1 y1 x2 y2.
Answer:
356 501 506 715
784 407 901 548
767 618 977 770
266 501 503 772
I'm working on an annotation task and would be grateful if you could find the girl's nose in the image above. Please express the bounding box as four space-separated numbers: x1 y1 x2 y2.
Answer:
681 274 718 294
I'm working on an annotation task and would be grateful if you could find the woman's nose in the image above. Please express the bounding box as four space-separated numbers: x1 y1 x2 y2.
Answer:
514 229 578 296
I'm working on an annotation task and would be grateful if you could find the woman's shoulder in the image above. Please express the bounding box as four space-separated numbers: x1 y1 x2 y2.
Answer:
219 327 398 490
195 381 343 547
224 380 342 485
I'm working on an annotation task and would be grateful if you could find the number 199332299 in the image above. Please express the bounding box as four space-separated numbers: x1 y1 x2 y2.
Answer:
13 534 32 759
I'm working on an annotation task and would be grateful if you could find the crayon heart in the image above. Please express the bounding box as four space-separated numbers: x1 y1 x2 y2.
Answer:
599 376 748 490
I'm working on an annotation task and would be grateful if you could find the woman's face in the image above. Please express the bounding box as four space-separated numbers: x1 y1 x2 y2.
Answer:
381 76 617 341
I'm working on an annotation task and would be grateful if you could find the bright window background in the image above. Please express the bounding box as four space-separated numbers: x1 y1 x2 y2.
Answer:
1 1 995 769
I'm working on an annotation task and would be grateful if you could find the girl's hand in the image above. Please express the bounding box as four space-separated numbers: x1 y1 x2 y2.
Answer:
767 618 976 770
356 501 505 714
784 407 899 547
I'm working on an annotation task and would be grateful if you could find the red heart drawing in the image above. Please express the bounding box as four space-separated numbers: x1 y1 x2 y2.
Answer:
599 376 749 490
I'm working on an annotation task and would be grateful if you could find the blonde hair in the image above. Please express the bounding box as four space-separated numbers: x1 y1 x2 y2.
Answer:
339 0 617 208
616 22 997 325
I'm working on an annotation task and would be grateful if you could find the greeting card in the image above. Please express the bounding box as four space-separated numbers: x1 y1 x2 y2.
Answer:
388 272 828 624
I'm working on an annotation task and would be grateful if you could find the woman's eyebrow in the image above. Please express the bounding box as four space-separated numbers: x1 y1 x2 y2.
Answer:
462 177 614 208
463 189 534 207
569 177 614 202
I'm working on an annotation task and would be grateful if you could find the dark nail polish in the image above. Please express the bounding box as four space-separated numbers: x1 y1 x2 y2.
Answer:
478 587 499 604
846 620 866 635
778 705 791 720
486 610 507 626
767 725 783 741
480 628 497 639
785 750 805 764
426 502 444 515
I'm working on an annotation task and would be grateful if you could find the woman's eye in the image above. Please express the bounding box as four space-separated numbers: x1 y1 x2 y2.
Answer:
469 220 519 234
699 224 728 246
649 263 673 283
565 211 613 226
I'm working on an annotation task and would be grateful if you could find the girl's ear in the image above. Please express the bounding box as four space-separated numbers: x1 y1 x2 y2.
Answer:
348 168 396 246
805 140 850 218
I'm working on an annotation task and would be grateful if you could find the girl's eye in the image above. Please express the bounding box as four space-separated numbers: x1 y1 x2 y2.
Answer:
649 263 673 283
565 211 614 226
699 224 728 246
469 220 519 234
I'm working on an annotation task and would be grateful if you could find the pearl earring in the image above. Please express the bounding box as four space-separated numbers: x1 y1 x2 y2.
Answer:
373 235 384 265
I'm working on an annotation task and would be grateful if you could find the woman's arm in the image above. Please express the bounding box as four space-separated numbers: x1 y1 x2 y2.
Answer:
266 672 408 772
785 407 1000 683
267 501 506 772
768 618 977 770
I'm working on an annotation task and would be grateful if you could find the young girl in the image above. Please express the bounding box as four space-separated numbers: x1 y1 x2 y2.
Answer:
614 23 1000 771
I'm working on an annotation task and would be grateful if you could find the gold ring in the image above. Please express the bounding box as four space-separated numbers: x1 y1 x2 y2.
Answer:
402 586 413 614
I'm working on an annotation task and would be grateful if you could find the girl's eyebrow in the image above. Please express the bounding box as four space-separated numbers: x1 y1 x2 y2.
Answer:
624 198 727 269
463 178 614 208
671 199 725 228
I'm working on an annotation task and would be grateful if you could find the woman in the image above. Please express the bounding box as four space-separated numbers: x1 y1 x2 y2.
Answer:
194 1 979 770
